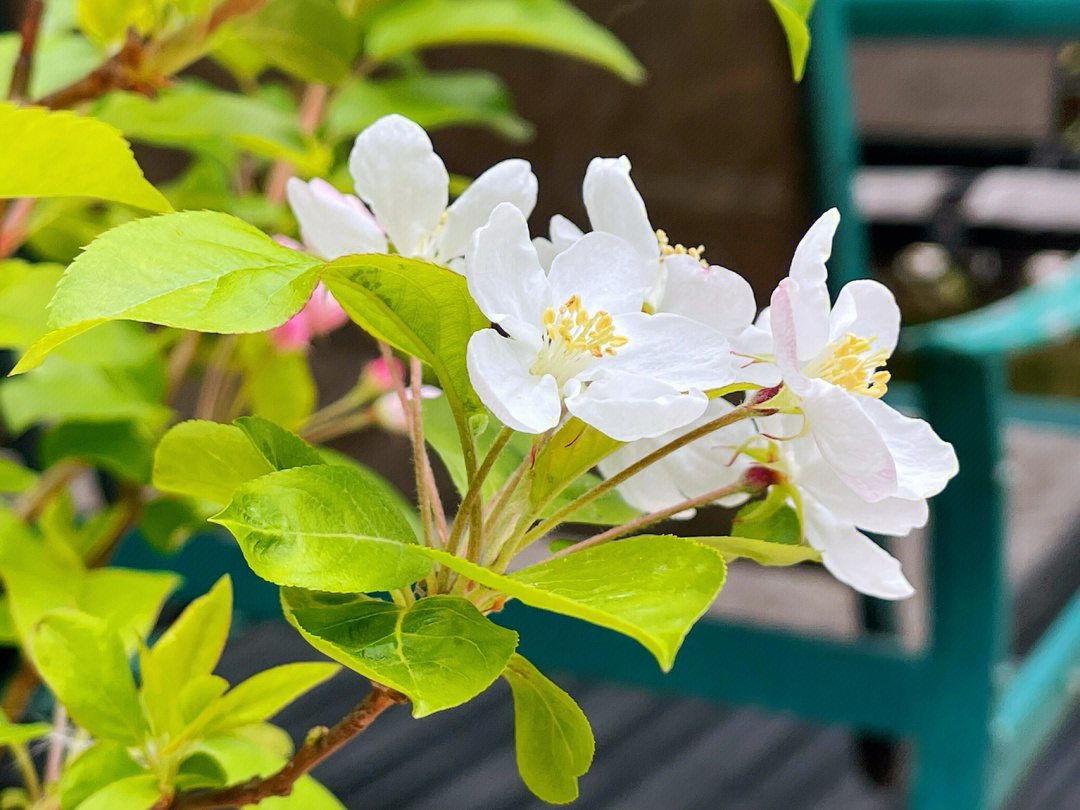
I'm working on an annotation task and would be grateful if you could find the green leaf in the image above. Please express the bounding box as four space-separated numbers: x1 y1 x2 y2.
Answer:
529 417 621 513
94 83 330 175
768 0 815 80
2 321 168 433
0 514 178 649
141 577 233 736
321 254 489 457
731 491 802 545
79 568 181 648
184 661 340 739
0 260 65 349
12 211 322 373
190 734 344 809
503 654 593 803
175 751 229 790
176 675 230 729
212 465 431 592
0 102 170 213
39 419 156 482
77 774 161 810
28 609 149 744
213 0 359 84
0 32 104 101
77 0 157 42
0 717 51 746
57 741 146 810
693 535 820 566
234 337 316 430
233 414 325 469
153 420 277 505
326 70 532 143
416 536 726 671
282 591 518 716
364 0 644 83
0 456 38 493
138 497 209 552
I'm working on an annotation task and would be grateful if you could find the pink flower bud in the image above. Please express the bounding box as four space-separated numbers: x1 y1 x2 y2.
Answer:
363 357 403 392
269 282 348 351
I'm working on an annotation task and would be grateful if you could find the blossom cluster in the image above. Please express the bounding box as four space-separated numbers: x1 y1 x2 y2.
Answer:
286 114 959 600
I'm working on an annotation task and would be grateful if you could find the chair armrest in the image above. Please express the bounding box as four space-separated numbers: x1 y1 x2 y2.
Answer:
901 266 1080 357
844 0 1080 38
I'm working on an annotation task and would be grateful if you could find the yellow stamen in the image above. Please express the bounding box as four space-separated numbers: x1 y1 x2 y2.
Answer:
656 228 706 263
811 332 890 398
533 296 628 384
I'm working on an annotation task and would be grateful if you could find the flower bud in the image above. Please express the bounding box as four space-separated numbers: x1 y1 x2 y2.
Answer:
742 465 782 492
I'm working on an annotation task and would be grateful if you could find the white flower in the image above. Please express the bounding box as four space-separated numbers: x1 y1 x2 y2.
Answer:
597 398 756 515
464 204 735 441
535 157 758 342
763 415 924 599
287 115 537 270
768 209 958 502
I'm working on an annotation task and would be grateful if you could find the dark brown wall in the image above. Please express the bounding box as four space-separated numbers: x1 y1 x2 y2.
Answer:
427 0 811 302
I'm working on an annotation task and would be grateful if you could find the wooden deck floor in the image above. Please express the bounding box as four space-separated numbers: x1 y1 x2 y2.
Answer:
221 621 1080 810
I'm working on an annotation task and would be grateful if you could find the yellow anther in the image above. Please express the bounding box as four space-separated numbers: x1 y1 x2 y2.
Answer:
530 296 629 384
810 332 890 398
656 228 707 264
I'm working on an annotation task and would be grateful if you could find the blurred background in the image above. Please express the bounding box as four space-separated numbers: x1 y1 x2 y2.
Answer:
5 0 1080 807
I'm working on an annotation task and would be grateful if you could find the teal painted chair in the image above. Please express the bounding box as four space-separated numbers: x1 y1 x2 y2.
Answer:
115 2 1080 807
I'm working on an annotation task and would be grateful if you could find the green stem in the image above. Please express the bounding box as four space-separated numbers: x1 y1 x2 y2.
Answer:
11 743 40 801
410 357 448 544
557 481 747 557
515 404 758 549
445 426 514 558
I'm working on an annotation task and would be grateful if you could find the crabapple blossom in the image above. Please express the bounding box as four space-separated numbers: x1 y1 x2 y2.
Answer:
287 115 537 271
464 203 735 441
535 156 758 344
767 209 957 502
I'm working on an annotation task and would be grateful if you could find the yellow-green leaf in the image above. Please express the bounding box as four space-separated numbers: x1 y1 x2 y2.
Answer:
503 654 593 803
0 102 170 213
417 535 726 671
282 591 517 717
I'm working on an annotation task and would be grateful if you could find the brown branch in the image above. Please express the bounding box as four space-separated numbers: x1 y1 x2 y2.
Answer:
8 0 44 101
12 458 82 522
36 29 156 109
160 684 407 810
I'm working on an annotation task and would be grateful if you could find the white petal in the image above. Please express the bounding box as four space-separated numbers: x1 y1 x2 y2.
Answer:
795 441 928 534
606 311 733 390
829 279 901 356
534 214 585 272
788 209 838 361
804 500 914 599
465 203 551 342
800 380 898 501
566 372 707 441
547 231 655 315
858 396 959 499
729 325 783 387
582 156 659 262
599 441 687 513
768 281 815 397
466 329 560 433
435 159 537 264
349 114 448 256
286 177 386 259
658 254 757 335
